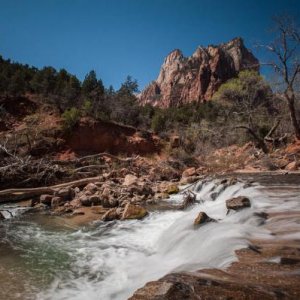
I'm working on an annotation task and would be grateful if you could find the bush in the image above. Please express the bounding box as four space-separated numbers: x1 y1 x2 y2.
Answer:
62 107 81 131
151 112 166 133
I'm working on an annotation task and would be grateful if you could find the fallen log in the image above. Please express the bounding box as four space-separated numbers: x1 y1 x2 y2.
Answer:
0 176 103 203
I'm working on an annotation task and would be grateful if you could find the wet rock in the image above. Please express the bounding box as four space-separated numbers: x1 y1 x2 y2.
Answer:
51 196 64 208
123 174 138 186
210 192 218 201
226 196 251 211
166 184 179 194
194 212 216 226
30 198 40 207
154 192 170 200
121 203 148 220
30 203 48 212
40 194 53 206
130 281 181 299
179 191 196 209
102 208 120 221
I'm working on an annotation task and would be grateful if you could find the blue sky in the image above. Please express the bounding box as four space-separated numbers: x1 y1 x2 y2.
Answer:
0 0 299 90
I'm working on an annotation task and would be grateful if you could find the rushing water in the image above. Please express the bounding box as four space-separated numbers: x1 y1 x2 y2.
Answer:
0 175 300 300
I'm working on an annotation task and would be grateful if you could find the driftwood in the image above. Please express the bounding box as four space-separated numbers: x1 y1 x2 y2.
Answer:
0 176 103 203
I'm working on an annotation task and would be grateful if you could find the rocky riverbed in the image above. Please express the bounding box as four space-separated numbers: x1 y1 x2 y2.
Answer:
0 173 299 300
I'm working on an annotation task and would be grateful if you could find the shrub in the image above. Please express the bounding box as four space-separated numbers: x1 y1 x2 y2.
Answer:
151 112 166 133
62 107 81 131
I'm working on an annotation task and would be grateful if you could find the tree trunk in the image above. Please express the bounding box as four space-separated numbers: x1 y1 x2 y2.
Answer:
285 88 300 140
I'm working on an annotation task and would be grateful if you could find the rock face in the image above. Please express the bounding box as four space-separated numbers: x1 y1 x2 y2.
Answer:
139 37 259 108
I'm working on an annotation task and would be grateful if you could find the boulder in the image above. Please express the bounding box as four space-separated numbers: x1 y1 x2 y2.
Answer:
69 198 81 208
84 183 98 193
101 187 111 199
40 194 53 206
226 196 251 211
79 195 91 206
123 174 138 186
182 167 196 178
89 195 102 205
121 203 148 220
55 187 73 200
194 212 216 226
103 197 118 208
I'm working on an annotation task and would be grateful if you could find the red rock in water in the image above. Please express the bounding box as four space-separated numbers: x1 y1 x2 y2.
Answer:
139 37 259 108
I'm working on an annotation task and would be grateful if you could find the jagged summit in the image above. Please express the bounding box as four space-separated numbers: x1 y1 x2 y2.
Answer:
139 37 259 108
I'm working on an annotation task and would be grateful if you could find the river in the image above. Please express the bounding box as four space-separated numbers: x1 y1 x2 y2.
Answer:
0 174 299 300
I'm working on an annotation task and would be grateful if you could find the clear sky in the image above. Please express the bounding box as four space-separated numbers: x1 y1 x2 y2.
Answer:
0 0 299 90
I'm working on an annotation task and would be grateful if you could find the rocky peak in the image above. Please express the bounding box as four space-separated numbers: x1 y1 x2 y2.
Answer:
139 37 259 108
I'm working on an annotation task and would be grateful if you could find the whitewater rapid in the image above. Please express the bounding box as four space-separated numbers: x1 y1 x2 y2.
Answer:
1 176 300 300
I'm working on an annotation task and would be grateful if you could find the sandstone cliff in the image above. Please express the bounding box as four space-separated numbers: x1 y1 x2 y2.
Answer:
139 37 259 108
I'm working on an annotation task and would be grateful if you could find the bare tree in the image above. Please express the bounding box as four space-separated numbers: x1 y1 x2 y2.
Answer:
264 15 300 139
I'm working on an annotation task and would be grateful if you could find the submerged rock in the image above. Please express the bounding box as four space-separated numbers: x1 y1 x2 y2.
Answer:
226 196 251 211
121 203 148 220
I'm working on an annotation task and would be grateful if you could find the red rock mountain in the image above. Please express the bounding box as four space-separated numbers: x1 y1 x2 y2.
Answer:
138 37 259 108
